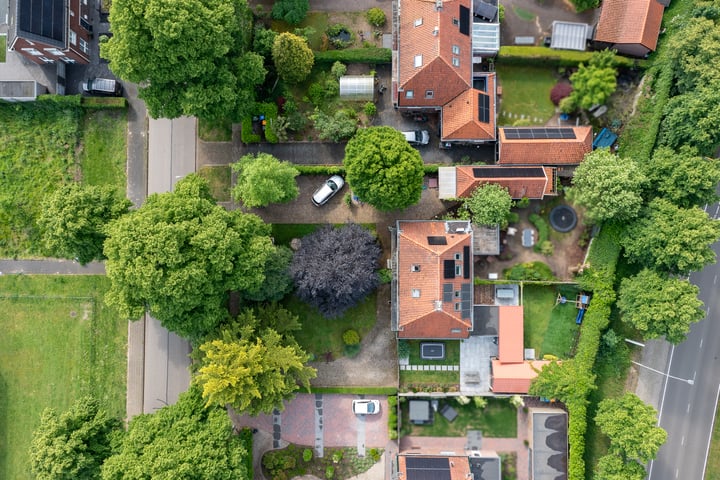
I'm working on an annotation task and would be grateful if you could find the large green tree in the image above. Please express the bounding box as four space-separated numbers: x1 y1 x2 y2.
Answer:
195 328 316 414
529 360 596 404
37 184 131 264
103 174 275 339
30 397 121 480
595 393 667 463
561 50 617 112
569 149 644 223
101 387 249 479
102 0 264 120
240 245 294 303
644 146 720 208
231 153 299 208
271 0 309 25
460 183 513 227
594 454 646 480
618 269 704 344
272 32 314 85
659 80 720 157
344 126 425 211
622 198 720 275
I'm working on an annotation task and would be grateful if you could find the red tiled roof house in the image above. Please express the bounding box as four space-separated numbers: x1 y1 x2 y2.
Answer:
594 0 665 57
438 165 558 199
391 220 474 339
497 126 592 166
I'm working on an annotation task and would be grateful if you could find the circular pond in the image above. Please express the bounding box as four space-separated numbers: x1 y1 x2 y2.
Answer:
549 205 577 232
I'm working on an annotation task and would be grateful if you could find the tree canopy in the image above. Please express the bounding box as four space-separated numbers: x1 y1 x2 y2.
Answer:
102 0 264 120
569 149 644 223
240 245 294 303
103 174 275 339
529 360 596 404
271 0 309 25
231 153 299 208
30 397 121 480
618 269 704 344
344 126 425 212
272 32 314 85
290 223 381 318
594 454 647 480
659 80 720 156
644 146 720 208
622 198 720 275
101 387 249 479
195 326 316 415
460 183 513 228
37 184 131 265
561 50 617 112
595 393 667 463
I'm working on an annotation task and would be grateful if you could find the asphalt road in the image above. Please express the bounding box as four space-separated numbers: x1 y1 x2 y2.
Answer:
648 202 720 480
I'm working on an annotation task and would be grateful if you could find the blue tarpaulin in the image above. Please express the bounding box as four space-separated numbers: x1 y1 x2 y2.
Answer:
593 128 618 149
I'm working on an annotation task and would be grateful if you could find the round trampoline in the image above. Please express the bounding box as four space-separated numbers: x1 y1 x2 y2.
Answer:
549 205 577 233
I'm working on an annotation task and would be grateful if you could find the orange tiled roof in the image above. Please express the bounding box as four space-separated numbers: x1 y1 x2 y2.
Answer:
455 165 556 199
498 305 524 363
397 0 472 108
595 0 664 51
398 455 471 480
498 126 592 165
442 74 497 141
491 360 550 394
396 221 473 339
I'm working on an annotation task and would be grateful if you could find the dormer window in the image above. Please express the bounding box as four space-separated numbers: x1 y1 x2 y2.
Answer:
414 18 423 27
412 289 421 298
411 264 421 272
414 55 423 67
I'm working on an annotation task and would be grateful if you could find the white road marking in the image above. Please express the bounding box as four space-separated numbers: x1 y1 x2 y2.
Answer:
701 338 704 349
681 436 685 446
676 468 679 478
707 306 711 315
714 274 718 285
687 403 691 413
657 345 675 425
703 384 720 480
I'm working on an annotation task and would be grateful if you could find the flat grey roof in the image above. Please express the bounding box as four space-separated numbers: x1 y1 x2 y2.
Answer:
551 21 590 51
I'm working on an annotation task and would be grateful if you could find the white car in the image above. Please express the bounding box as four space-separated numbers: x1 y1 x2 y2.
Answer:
402 130 430 146
352 399 381 415
311 175 345 206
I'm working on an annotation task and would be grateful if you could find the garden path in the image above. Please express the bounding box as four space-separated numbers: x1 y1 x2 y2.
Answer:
0 259 105 274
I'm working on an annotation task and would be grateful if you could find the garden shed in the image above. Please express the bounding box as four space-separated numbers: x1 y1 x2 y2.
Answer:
339 75 375 101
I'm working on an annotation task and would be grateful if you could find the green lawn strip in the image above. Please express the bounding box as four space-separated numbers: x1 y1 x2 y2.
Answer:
399 370 459 390
406 340 460 366
401 398 517 438
523 284 580 358
79 109 127 195
0 36 6 62
286 292 377 359
198 117 232 142
197 165 231 202
495 65 556 125
0 275 127 480
0 101 81 256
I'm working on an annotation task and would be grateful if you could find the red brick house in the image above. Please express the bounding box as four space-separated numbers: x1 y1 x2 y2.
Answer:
392 0 497 144
391 220 474 339
8 0 92 65
594 0 665 57
438 165 558 200
497 126 593 166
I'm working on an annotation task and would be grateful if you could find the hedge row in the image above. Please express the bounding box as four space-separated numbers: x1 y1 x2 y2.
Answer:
295 164 442 176
497 46 636 68
314 47 391 64
80 96 127 109
240 102 278 144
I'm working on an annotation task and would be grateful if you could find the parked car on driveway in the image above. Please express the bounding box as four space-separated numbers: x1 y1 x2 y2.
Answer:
311 175 345 206
81 77 123 96
352 399 380 415
402 130 430 145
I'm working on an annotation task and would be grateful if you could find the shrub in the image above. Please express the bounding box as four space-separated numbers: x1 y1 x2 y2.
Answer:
517 197 531 208
387 395 398 407
539 240 554 256
498 46 634 68
331 61 347 79
389 429 398 440
314 47 391 64
498 4 505 22
366 7 386 27
295 165 346 176
364 101 377 117
378 268 392 284
529 213 550 252
456 396 471 405
510 395 525 408
369 448 382 462
507 212 520 224
397 340 410 359
343 329 361 345
473 396 488 409
504 261 555 281
308 83 326 106
326 466 335 479
550 82 573 106
303 448 313 462
332 450 344 463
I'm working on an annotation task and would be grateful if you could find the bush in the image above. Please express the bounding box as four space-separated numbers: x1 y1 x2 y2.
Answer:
326 466 335 479
80 96 127 108
456 396 471 405
387 395 398 408
529 213 550 253
498 46 635 68
539 240 554 256
504 261 555 281
315 47 391 64
550 82 573 106
389 430 398 440
332 450 344 463
378 268 392 284
366 7 386 27
295 165 346 176
364 101 377 117
473 396 488 409
331 61 347 79
342 329 361 345
397 340 410 359
303 448 313 462
369 447 382 462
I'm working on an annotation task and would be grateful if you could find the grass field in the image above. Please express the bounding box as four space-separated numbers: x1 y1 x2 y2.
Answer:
496 65 557 126
0 275 127 480
406 340 460 366
401 397 517 438
80 109 127 195
198 117 232 142
399 370 459 390
523 284 581 358
197 165 231 202
0 35 6 62
286 292 377 359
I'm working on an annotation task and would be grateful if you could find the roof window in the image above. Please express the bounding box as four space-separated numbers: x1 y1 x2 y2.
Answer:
411 264 421 272
414 18 423 27
414 55 423 67
412 289 421 298
406 90 414 99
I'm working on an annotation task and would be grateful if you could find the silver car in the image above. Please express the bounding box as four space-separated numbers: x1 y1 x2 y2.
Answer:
402 130 430 145
352 399 380 415
311 175 345 206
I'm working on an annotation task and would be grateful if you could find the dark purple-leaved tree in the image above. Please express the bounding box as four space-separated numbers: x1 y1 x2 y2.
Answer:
290 223 381 318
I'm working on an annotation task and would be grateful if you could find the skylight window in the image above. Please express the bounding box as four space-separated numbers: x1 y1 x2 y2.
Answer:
414 18 423 27
414 55 423 67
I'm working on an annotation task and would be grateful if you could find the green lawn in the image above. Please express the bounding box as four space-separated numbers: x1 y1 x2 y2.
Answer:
198 117 232 142
399 370 459 390
496 65 557 126
197 165 231 202
0 35 6 62
285 292 377 359
406 340 460 366
0 275 127 480
401 397 517 438
523 284 581 358
271 12 330 51
80 109 127 195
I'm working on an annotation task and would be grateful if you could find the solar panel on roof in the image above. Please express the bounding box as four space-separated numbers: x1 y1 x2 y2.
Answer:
444 260 455 279
463 246 471 278
427 236 448 245
478 93 490 124
459 5 470 35
443 284 453 303
502 127 577 140
472 167 545 178
406 457 452 480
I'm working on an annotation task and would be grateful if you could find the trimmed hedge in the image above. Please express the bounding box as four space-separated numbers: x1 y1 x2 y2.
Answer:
240 102 279 144
314 47 391 64
295 164 442 175
80 96 127 108
497 47 636 68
